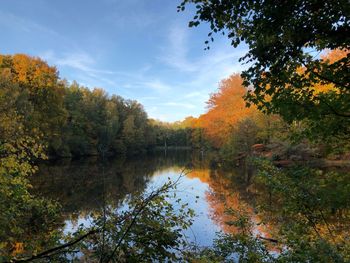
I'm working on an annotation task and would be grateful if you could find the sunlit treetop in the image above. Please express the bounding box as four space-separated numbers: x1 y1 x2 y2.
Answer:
197 74 257 147
0 54 58 90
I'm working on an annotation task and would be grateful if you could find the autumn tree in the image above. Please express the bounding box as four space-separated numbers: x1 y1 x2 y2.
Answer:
0 54 67 155
0 53 162 157
179 0 350 139
0 73 61 259
197 74 257 147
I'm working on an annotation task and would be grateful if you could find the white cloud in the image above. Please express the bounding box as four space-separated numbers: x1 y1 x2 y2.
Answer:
0 3 249 123
36 23 246 122
184 91 201 98
146 106 170 121
40 50 175 95
183 91 209 100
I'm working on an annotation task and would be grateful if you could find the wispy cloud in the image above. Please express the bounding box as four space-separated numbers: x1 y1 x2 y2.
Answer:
146 21 249 121
159 24 246 74
0 10 58 36
138 96 158 101
36 24 245 122
147 106 171 121
102 0 158 30
184 91 202 98
40 50 114 75
142 79 172 92
160 26 197 72
119 79 173 93
0 4 248 122
161 102 196 109
40 50 174 97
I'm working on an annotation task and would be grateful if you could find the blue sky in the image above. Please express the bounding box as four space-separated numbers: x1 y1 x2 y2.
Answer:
1 0 247 121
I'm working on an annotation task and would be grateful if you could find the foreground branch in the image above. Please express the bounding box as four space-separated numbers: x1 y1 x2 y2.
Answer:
11 230 97 263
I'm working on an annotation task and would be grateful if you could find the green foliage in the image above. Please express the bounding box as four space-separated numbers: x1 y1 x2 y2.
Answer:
150 119 194 148
185 223 274 262
179 0 350 139
184 158 350 262
220 117 260 162
252 159 350 262
190 127 211 150
61 85 152 157
0 73 195 260
0 76 62 261
74 179 195 262
0 54 158 158
9 178 195 262
0 54 202 261
219 114 287 165
180 2 348 261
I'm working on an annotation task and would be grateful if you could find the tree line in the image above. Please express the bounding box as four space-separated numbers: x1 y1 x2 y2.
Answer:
0 54 195 159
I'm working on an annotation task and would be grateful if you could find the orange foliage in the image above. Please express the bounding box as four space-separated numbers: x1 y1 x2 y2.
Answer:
196 74 257 147
186 168 277 249
12 242 24 255
0 54 58 91
311 49 349 94
286 49 348 99
186 169 211 184
322 48 349 63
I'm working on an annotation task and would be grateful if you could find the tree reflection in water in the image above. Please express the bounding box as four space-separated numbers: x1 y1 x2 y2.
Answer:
21 150 349 261
32 151 272 248
4 150 273 260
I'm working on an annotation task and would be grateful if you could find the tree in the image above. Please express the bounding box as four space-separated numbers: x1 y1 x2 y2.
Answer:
0 54 67 155
62 83 90 156
179 0 350 138
0 74 61 260
0 53 161 157
197 74 257 147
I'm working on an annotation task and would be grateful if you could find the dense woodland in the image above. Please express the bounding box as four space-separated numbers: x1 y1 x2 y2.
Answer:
1 52 348 160
1 0 350 261
0 54 196 159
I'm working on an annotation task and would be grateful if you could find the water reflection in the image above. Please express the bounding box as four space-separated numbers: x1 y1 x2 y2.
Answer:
186 166 273 242
203 169 274 240
32 150 269 247
33 151 191 213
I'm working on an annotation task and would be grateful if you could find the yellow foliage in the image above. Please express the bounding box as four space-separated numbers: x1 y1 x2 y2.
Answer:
0 54 58 91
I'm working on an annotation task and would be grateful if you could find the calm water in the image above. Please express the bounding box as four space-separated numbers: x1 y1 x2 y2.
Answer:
32 150 269 247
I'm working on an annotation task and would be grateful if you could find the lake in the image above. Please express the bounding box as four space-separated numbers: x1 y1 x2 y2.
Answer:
32 150 271 248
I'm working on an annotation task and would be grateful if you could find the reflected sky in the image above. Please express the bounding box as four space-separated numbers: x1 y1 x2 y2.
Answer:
32 151 269 247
